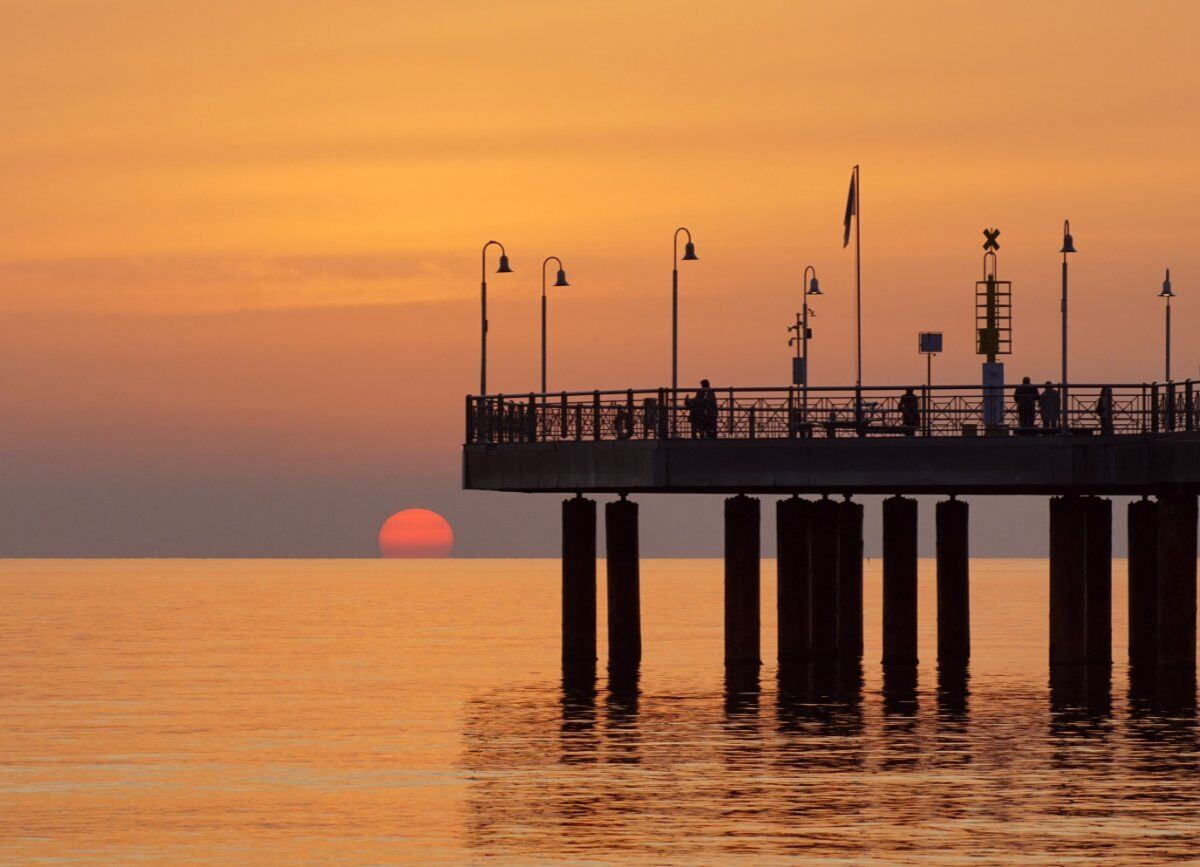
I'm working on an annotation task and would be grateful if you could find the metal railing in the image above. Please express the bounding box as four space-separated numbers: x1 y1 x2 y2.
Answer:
466 382 1198 445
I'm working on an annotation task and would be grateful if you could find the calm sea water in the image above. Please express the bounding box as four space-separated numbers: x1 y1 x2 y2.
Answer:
1 558 1198 864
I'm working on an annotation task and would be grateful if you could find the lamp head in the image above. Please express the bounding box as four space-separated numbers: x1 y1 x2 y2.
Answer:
1160 268 1174 298
807 275 822 296
496 254 513 274
554 268 569 287
1060 221 1076 254
682 241 698 261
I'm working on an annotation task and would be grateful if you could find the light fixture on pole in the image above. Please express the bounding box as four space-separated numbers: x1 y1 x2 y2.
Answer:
672 227 698 395
1059 221 1076 433
671 227 698 436
799 266 822 417
480 240 512 396
541 256 569 394
1159 268 1174 381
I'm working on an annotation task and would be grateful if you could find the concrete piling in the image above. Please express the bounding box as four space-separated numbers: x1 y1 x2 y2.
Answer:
882 495 919 665
1049 496 1088 665
935 497 970 663
1156 493 1198 668
724 495 761 666
1084 496 1113 665
1127 498 1159 666
605 497 641 672
776 497 812 664
562 496 597 669
837 498 865 658
809 497 841 658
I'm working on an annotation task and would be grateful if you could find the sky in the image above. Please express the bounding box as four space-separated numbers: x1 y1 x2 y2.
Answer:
1 0 1197 556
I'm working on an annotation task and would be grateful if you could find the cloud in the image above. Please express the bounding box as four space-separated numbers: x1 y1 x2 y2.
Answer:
0 252 465 314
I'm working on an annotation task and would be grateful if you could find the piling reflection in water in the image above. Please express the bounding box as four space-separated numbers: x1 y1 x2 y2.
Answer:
463 659 1200 862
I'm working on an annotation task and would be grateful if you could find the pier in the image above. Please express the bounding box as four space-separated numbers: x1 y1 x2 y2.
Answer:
463 381 1199 683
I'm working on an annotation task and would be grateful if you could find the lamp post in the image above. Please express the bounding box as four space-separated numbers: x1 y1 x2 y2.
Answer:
801 266 821 417
672 227 698 394
480 240 512 395
1059 221 1076 433
1159 268 1174 381
541 256 570 394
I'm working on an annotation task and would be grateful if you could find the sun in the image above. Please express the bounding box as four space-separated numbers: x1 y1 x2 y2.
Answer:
378 509 454 558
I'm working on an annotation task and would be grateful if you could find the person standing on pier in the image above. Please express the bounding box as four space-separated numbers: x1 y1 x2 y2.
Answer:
1038 381 1061 431
1015 377 1039 431
1095 386 1114 435
898 388 920 435
699 380 718 438
688 380 717 439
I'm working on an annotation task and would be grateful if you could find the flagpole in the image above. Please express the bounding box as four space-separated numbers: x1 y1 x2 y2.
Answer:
854 164 862 390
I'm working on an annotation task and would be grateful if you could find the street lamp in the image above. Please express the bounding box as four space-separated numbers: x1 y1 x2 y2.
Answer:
480 240 512 396
1159 268 1174 381
672 227 698 394
1059 220 1076 433
541 256 570 394
800 266 821 415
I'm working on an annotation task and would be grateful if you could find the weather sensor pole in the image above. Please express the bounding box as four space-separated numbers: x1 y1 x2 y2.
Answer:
976 229 1011 431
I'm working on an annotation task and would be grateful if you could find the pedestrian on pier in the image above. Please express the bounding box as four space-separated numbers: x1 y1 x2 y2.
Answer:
898 388 920 435
1015 377 1039 431
688 380 718 439
1038 382 1061 432
1095 386 1114 435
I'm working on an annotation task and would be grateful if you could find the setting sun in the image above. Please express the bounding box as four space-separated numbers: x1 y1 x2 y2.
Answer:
378 509 454 558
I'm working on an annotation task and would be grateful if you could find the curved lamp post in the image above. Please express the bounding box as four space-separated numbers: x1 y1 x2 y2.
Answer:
480 240 512 395
541 256 569 394
801 265 822 417
1059 220 1076 433
672 227 698 394
1159 268 1174 381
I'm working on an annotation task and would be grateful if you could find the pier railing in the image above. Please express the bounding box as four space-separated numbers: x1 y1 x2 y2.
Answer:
466 382 1198 445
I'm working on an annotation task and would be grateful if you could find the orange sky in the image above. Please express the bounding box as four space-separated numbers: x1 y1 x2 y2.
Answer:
1 1 1197 554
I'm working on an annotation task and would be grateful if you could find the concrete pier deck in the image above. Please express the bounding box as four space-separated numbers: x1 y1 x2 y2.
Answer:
463 431 1200 496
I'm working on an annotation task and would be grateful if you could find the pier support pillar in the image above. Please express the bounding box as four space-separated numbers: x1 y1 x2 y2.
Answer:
605 498 641 672
810 497 840 658
724 495 761 666
1084 497 1113 665
838 498 865 658
936 497 970 663
1049 496 1088 665
882 495 919 665
1127 498 1159 666
776 497 812 664
562 496 597 669
1157 493 1198 668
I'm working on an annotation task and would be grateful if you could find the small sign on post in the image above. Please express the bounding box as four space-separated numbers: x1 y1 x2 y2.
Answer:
918 332 943 437
918 332 943 355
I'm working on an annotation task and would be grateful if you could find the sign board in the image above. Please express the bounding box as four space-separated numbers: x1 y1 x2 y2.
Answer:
791 356 806 385
918 332 943 354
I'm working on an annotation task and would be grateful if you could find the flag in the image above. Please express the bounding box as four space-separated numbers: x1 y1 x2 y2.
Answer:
842 168 857 248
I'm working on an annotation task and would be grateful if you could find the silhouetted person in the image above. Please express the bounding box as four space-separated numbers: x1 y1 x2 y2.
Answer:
614 406 634 440
1014 376 1038 431
898 388 920 435
684 392 701 438
697 379 718 438
1039 382 1061 431
688 379 717 439
1095 386 1114 435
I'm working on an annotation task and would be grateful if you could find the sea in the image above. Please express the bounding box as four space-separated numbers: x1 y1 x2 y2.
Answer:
1 558 1198 864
